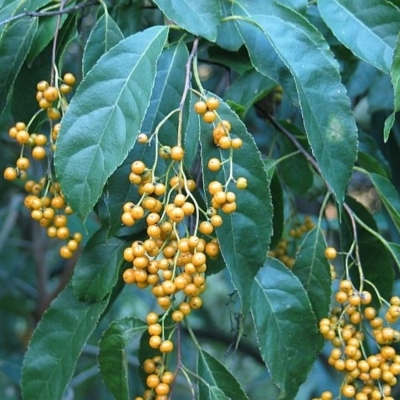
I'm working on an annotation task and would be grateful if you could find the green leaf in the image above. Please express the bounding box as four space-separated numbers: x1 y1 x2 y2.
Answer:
216 1 243 51
224 69 276 116
291 227 331 326
364 170 400 233
54 26 168 220
141 41 189 146
358 130 390 178
206 387 230 400
27 2 74 65
72 228 127 302
0 0 49 115
11 44 52 126
277 0 307 13
277 133 313 196
269 171 284 249
197 348 249 400
98 42 187 236
233 1 358 207
184 93 201 169
207 45 253 74
384 32 400 141
82 12 124 76
153 0 222 41
21 284 109 400
199 98 272 314
98 318 147 400
99 140 163 237
318 0 400 74
342 197 394 304
387 241 400 271
251 258 318 400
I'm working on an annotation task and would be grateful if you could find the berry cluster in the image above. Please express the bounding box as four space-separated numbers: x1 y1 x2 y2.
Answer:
122 96 246 399
3 74 81 259
268 216 315 268
315 273 400 400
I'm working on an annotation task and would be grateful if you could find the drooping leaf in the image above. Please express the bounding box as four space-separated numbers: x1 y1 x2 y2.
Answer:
27 1 75 65
98 318 147 400
72 228 127 301
153 0 222 41
224 69 276 116
0 0 50 115
387 241 400 272
199 97 272 314
197 349 249 400
216 0 243 51
98 42 188 236
207 45 253 74
251 258 318 400
357 130 390 178
233 12 298 103
82 12 124 76
206 387 230 400
11 43 52 127
277 134 313 196
292 227 331 330
56 13 78 67
364 170 400 233
277 0 307 14
269 171 284 249
384 32 400 141
141 41 189 146
21 284 109 400
342 197 394 305
318 0 400 74
98 140 164 237
233 1 358 208
183 93 201 169
54 26 168 220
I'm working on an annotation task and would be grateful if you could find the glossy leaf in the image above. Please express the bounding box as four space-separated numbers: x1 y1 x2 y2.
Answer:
72 228 127 301
21 285 109 400
251 258 318 400
98 318 147 400
54 26 168 220
200 98 272 314
197 349 249 400
318 0 400 74
82 13 124 76
292 227 331 325
384 32 400 141
233 1 358 207
365 170 400 233
342 197 394 304
153 0 221 41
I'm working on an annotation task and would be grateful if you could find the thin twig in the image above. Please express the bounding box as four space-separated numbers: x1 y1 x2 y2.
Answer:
0 0 99 27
